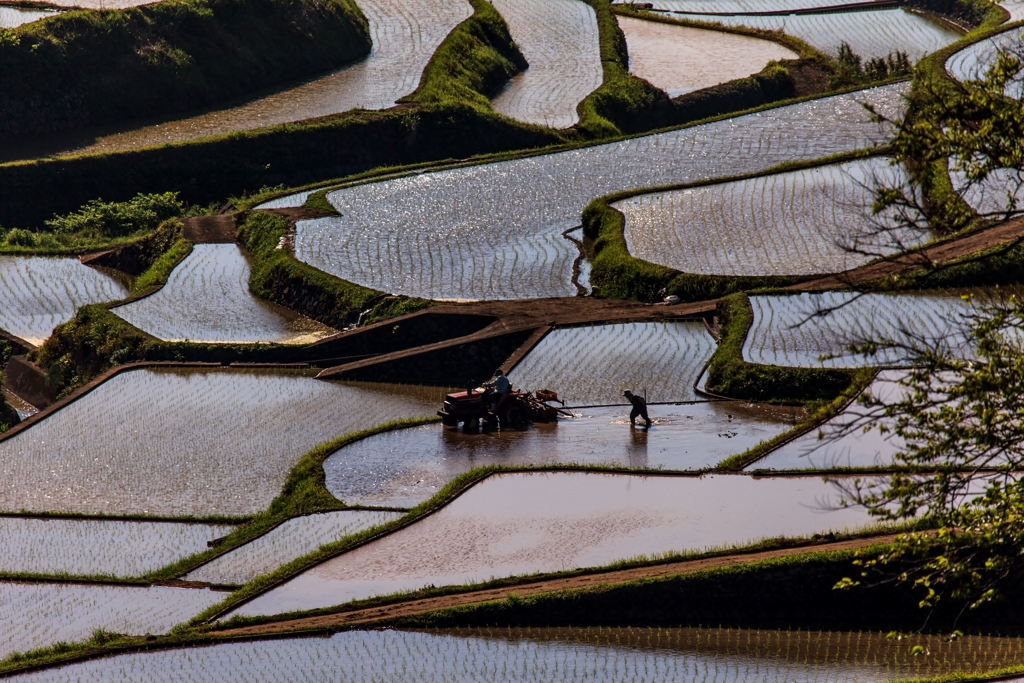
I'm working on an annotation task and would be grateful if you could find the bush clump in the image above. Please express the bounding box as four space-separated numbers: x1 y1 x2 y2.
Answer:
44 192 185 240
827 42 912 90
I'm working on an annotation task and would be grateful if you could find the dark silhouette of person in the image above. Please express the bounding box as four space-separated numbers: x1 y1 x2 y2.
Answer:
623 390 652 427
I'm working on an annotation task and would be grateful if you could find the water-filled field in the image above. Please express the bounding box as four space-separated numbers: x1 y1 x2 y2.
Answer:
946 27 1024 97
0 256 128 345
112 244 335 344
751 371 907 470
742 291 974 368
324 404 802 507
0 582 221 660
0 368 443 517
233 472 875 617
508 322 715 405
618 16 797 97
618 157 925 276
295 83 906 301
0 517 233 578
666 10 962 60
184 510 401 586
0 6 56 27
12 627 1024 682
650 0 860 11
54 0 473 155
2 388 38 420
489 0 602 128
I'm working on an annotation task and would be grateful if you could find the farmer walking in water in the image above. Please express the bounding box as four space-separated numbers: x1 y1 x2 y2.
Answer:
623 390 652 427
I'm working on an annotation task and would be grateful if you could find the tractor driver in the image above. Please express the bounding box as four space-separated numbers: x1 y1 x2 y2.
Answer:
483 369 511 412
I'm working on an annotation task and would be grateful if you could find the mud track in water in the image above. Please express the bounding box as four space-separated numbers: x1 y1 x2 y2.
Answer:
213 533 898 638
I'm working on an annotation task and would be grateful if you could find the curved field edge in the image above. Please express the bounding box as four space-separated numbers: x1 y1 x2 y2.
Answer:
583 150 882 304
0 0 372 138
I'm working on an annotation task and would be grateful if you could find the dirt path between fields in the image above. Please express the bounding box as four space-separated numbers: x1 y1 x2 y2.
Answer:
214 533 898 638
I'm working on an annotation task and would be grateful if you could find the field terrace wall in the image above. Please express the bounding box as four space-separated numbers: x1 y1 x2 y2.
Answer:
0 0 372 139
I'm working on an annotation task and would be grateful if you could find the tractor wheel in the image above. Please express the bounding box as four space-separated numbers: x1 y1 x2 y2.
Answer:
440 415 458 428
499 403 526 430
464 418 480 433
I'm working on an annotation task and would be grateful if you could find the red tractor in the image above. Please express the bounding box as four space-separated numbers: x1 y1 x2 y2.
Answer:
438 387 563 431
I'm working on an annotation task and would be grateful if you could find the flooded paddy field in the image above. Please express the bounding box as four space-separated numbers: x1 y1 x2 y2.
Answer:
663 10 963 60
112 244 335 344
617 15 797 97
233 472 875 617
0 582 221 661
489 0 602 128
742 291 976 368
508 322 715 406
618 157 925 277
650 0 863 11
2 388 38 421
946 27 1024 98
12 626 1024 682
184 510 401 586
324 404 801 507
0 517 233 578
29 0 472 157
296 83 907 301
751 371 906 471
0 256 129 345
0 6 57 27
0 368 443 517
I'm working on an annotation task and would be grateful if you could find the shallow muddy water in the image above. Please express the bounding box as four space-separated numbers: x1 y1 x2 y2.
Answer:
0 5 57 27
619 158 928 276
0 368 443 517
13 626 1024 682
0 517 233 578
10 0 472 158
666 9 962 60
508 322 715 405
751 371 908 470
618 15 796 97
0 256 129 345
650 0 862 11
296 83 906 301
0 582 221 661
184 510 401 586
489 0 602 128
324 404 802 507
112 244 335 343
233 472 875 616
742 291 976 368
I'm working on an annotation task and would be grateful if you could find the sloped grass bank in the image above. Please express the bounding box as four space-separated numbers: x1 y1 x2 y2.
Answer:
705 293 857 404
0 0 370 139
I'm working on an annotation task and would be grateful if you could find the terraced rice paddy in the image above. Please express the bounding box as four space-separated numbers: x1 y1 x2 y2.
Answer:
0 6 56 27
2 388 37 421
254 190 314 210
751 371 907 470
0 368 443 517
184 510 401 586
508 322 715 405
112 244 335 344
0 517 233 578
323 404 802 507
618 15 797 97
1001 0 1024 20
296 83 907 301
0 582 221 660
232 472 876 617
0 256 128 345
742 291 975 368
946 27 1024 97
619 157 926 276
13 627 1024 682
489 0 602 128
666 10 962 60
650 0 861 11
52 0 473 155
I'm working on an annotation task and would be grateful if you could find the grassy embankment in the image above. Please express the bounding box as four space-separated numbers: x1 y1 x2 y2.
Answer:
0 0 371 138
0 341 18 431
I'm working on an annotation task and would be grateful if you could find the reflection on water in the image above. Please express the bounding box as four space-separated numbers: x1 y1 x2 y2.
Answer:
12 626 1024 682
235 471 874 617
324 403 803 507
0 6 57 28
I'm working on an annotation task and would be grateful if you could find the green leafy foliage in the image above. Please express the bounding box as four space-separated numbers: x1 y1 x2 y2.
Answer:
44 193 184 240
836 295 1024 614
827 42 912 90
